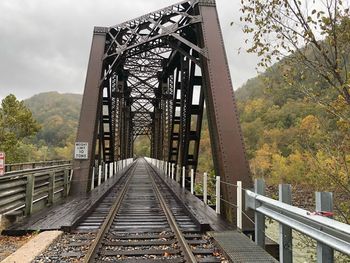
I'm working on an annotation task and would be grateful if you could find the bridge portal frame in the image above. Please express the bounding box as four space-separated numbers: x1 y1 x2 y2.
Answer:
72 0 253 230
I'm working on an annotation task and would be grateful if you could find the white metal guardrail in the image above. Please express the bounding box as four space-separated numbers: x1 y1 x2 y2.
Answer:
146 157 350 262
0 164 72 216
245 179 350 262
5 160 72 173
90 158 134 190
145 157 221 213
0 158 134 217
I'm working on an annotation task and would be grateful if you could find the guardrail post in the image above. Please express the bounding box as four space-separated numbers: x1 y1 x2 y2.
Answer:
109 162 113 178
190 169 194 194
203 172 208 204
25 174 34 216
171 163 175 180
237 181 242 230
176 165 180 182
182 166 185 188
279 184 292 263
104 163 108 182
48 171 55 205
316 192 334 263
255 179 265 248
63 169 69 197
216 176 220 214
98 165 102 186
168 163 171 177
91 167 95 190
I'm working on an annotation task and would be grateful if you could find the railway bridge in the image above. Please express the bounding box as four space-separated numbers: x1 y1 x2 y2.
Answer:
0 1 349 262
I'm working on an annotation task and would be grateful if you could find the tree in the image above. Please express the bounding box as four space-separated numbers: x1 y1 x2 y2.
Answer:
239 0 350 227
0 94 40 162
240 0 350 110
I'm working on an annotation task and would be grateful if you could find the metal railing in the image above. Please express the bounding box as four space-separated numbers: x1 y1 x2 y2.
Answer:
5 160 72 173
245 179 350 262
146 157 350 262
90 158 134 190
0 164 72 216
145 158 221 212
0 158 135 217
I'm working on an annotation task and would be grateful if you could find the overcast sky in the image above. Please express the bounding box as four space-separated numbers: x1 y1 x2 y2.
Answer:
0 0 259 101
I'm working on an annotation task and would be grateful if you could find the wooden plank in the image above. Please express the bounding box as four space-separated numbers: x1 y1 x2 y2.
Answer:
108 233 174 240
98 259 183 263
102 240 175 246
102 249 180 256
192 249 214 255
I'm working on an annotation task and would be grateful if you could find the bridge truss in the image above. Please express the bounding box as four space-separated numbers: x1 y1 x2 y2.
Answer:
72 0 253 228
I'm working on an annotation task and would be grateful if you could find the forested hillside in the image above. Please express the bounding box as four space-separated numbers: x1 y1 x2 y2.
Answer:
24 92 82 160
236 60 347 190
235 58 350 226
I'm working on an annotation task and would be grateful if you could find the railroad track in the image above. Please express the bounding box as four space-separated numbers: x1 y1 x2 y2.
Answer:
40 158 226 262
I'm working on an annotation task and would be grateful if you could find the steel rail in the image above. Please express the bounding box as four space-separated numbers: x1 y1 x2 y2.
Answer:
83 166 135 263
147 164 197 263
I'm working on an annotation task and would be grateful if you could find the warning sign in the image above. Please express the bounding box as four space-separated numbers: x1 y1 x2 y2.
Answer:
74 142 89 160
0 152 5 176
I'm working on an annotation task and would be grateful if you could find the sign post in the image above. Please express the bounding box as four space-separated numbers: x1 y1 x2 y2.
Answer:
0 152 5 176
74 142 89 160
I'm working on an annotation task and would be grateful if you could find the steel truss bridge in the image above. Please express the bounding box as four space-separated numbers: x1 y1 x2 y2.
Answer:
71 0 252 227
0 2 349 262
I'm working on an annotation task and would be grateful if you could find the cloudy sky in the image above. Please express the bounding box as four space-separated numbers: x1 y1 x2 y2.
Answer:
0 0 259 101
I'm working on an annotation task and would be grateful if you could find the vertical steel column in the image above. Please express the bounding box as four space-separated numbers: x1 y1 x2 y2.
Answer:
165 74 174 161
177 56 190 184
197 0 253 228
114 72 125 161
71 27 107 196
110 72 118 161
151 80 163 159
179 53 204 188
168 66 181 174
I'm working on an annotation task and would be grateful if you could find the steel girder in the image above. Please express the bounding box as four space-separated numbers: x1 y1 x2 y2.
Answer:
72 0 253 230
